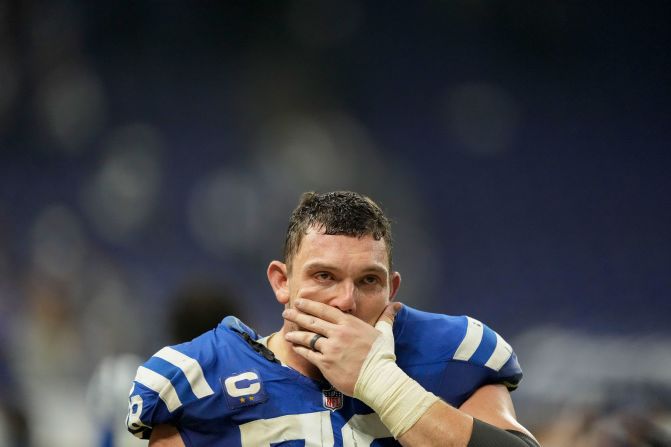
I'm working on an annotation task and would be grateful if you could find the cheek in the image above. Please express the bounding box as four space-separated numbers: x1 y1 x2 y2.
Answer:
294 282 332 302
357 294 390 324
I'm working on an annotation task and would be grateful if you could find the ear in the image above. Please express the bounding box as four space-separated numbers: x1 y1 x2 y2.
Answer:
267 260 290 305
389 271 402 300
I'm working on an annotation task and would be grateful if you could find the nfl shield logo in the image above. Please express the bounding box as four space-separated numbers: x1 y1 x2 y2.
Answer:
322 386 343 411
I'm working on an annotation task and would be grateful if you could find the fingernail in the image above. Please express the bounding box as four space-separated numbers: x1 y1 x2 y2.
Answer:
295 298 303 307
282 309 289 317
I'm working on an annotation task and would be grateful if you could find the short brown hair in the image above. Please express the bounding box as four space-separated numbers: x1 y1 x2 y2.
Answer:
283 191 393 269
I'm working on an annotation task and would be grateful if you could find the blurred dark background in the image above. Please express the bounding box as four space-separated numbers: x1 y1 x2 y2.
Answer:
0 1 670 446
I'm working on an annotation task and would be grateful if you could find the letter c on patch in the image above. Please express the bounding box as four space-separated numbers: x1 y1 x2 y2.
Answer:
224 372 261 397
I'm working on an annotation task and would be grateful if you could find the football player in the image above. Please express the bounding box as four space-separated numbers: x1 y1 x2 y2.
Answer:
127 191 539 447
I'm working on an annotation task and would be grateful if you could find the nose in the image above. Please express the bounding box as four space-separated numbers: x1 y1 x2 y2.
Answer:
329 280 356 313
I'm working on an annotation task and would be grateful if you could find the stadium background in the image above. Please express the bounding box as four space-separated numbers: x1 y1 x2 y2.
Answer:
0 2 669 446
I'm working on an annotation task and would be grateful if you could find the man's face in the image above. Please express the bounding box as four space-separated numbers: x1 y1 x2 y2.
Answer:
281 227 401 326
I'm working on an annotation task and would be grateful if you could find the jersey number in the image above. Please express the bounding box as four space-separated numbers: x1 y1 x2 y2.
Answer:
239 411 392 446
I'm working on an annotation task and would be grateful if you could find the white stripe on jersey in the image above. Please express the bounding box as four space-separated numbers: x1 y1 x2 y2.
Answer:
135 366 182 412
453 316 484 361
154 347 215 398
484 332 513 371
239 411 334 446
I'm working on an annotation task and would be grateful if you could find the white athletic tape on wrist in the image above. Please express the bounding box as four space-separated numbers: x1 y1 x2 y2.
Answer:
354 320 440 439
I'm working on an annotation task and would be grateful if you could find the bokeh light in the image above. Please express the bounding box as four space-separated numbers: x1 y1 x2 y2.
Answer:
81 124 163 243
30 204 88 280
36 64 106 151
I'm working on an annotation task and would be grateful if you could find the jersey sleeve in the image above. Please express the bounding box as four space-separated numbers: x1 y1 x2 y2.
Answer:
451 316 523 390
126 345 216 439
394 306 524 407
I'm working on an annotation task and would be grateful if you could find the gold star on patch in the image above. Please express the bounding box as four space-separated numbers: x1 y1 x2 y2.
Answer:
239 397 245 403
249 396 254 401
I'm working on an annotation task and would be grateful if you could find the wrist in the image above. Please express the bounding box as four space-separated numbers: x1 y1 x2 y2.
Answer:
354 322 439 438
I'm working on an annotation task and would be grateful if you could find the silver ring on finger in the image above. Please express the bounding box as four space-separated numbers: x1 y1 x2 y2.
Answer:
309 333 323 351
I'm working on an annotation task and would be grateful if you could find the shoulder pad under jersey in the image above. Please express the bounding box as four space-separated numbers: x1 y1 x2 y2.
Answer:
394 306 523 390
126 321 231 439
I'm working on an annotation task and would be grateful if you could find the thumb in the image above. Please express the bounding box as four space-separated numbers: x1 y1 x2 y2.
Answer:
375 302 403 331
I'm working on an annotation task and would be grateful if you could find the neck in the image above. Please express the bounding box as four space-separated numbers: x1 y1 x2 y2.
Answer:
267 324 324 381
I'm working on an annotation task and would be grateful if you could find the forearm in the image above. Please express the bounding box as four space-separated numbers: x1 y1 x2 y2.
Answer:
148 424 185 447
396 400 472 446
354 322 538 446
396 401 540 447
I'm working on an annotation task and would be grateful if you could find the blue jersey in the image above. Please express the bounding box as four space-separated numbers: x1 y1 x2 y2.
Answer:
127 305 523 446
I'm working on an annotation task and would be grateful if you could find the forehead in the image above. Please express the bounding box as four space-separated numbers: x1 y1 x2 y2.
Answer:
293 227 390 269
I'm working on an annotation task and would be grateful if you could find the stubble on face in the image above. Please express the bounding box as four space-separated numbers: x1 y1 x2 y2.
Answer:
281 229 395 330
